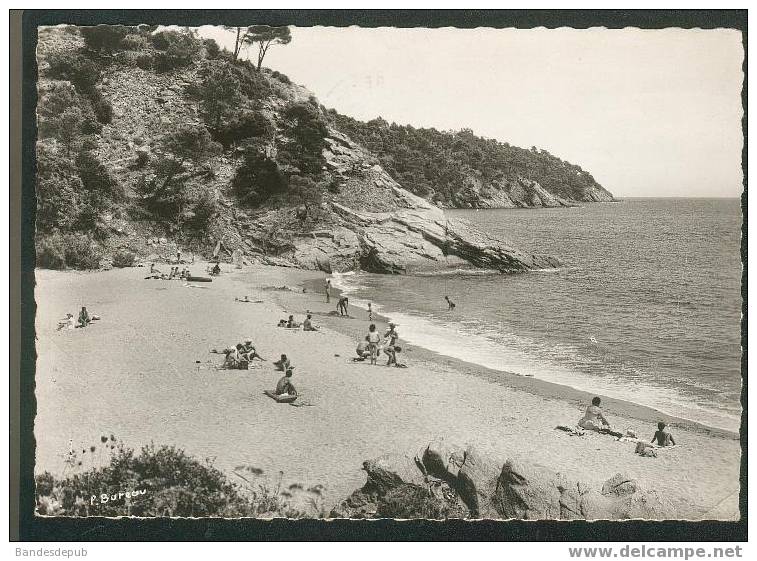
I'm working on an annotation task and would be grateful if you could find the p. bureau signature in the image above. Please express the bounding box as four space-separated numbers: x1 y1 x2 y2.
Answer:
90 488 147 505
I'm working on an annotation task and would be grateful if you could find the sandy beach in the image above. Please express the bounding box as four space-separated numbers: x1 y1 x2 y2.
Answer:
33 264 741 520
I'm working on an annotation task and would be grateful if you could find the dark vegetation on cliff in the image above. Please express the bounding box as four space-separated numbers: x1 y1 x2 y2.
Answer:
328 113 614 207
34 25 609 271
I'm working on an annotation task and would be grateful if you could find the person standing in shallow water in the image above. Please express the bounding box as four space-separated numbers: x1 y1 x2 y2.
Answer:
325 279 332 303
445 295 456 311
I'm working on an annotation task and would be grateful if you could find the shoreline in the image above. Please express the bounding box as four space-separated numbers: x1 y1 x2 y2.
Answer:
33 264 742 520
290 273 738 441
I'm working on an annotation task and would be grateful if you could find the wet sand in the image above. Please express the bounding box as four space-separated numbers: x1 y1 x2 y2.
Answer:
33 264 742 519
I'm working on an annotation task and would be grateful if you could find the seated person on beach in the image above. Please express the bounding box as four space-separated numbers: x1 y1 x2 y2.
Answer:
57 313 75 331
150 263 161 274
286 315 301 329
222 347 241 369
578 397 611 431
651 422 676 447
303 314 319 331
77 307 91 328
445 295 456 311
367 324 381 365
233 344 250 368
277 319 288 327
239 339 266 362
384 344 403 367
354 337 371 361
274 368 297 396
273 354 291 371
211 262 221 276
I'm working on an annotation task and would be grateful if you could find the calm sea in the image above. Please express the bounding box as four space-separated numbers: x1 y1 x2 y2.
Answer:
331 198 743 432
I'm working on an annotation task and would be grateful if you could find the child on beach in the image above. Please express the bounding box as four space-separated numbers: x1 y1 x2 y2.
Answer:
274 354 291 371
651 422 676 447
368 303 373 321
367 324 381 365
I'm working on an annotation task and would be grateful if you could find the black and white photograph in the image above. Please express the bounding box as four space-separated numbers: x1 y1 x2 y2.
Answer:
9 7 748 547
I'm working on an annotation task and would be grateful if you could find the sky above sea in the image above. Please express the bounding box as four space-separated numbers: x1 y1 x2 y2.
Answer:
197 26 744 199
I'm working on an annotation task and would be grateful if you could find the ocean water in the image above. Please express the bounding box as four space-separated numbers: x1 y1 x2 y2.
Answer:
331 198 743 432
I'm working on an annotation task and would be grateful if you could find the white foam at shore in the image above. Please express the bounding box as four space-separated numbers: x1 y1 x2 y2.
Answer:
330 272 741 433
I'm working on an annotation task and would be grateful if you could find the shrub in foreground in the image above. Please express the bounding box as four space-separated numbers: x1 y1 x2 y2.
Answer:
35 441 323 518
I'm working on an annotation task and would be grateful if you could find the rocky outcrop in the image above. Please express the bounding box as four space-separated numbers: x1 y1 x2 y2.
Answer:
330 453 468 519
263 131 563 274
331 439 674 520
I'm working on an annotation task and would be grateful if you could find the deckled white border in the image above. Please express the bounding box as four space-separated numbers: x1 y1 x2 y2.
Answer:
4 0 752 556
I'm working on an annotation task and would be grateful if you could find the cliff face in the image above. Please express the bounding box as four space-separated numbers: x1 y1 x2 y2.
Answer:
35 26 571 274
216 131 561 273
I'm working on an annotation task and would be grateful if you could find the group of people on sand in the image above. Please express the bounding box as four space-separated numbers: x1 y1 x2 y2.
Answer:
355 322 404 367
146 263 192 280
577 396 677 451
222 339 266 370
218 339 298 400
57 306 99 330
276 313 319 331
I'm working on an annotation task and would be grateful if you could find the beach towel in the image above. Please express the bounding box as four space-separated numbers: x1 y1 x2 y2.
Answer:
264 390 298 403
555 425 586 437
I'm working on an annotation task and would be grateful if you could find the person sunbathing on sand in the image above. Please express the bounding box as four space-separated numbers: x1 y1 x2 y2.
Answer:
275 368 297 396
578 397 611 431
273 354 291 371
286 315 301 329
57 313 75 331
651 422 676 447
303 314 319 331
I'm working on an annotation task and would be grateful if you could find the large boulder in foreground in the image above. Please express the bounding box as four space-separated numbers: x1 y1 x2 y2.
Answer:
288 194 561 274
329 453 466 519
331 439 674 520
